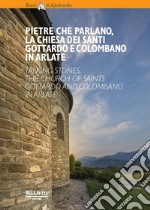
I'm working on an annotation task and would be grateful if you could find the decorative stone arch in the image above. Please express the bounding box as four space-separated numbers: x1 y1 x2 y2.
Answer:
51 104 69 188
53 106 66 140
56 112 64 141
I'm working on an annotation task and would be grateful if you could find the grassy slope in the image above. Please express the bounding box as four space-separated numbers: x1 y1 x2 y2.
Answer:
85 179 150 210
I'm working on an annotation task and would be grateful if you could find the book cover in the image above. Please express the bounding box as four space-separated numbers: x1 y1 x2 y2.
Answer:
0 1 150 209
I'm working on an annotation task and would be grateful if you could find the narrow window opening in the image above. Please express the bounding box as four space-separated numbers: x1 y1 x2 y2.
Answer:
56 113 64 140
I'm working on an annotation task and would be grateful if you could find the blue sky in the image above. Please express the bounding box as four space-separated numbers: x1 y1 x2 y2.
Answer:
47 9 150 158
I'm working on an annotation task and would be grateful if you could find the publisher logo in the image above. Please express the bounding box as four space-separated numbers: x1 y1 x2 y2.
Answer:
38 2 46 10
25 190 48 200
85 140 150 209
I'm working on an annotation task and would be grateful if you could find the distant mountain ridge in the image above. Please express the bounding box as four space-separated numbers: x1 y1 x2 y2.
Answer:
78 150 149 168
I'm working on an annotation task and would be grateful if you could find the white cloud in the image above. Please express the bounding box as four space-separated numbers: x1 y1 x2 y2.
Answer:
70 88 108 157
91 121 134 138
70 88 134 140
69 88 135 157
70 88 108 134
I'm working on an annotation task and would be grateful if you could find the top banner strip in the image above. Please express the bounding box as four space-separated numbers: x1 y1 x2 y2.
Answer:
1 0 150 8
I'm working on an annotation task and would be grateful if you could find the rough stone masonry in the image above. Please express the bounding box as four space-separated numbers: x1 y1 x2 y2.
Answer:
0 9 73 209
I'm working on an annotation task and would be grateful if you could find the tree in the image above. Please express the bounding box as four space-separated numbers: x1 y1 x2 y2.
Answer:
69 154 75 172
75 160 82 167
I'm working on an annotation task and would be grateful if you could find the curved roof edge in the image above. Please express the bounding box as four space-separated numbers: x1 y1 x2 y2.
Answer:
30 10 73 113
58 81 73 113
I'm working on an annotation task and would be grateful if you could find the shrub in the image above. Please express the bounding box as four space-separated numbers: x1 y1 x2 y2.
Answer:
75 160 82 167
69 154 75 172
83 167 98 179
70 166 89 179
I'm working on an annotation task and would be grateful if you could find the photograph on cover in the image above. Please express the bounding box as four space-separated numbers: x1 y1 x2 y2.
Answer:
0 8 150 210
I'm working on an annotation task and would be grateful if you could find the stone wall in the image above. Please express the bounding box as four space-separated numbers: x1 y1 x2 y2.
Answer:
0 9 73 210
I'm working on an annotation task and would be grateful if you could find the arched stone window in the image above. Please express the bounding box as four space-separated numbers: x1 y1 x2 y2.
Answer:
56 113 64 140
